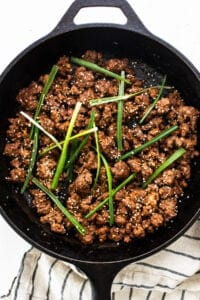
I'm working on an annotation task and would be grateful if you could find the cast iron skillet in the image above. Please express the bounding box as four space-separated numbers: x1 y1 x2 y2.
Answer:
0 0 200 299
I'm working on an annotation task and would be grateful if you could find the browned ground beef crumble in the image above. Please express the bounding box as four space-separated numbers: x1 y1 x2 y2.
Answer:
4 50 199 244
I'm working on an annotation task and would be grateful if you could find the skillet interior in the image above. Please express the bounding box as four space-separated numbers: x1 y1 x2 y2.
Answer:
0 26 200 264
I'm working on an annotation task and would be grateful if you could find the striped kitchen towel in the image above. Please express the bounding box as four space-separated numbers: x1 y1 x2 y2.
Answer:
1 219 200 300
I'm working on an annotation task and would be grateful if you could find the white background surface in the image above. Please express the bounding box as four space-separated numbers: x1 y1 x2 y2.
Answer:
0 0 199 296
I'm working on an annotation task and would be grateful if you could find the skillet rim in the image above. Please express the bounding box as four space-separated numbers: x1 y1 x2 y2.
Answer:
0 24 200 265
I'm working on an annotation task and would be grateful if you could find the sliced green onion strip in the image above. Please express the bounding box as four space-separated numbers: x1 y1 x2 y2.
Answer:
142 148 186 189
32 177 86 235
89 85 171 106
100 153 113 225
51 102 82 190
20 111 62 150
117 71 125 151
40 126 98 157
139 75 167 124
85 173 136 219
90 94 130 106
65 111 96 170
66 139 79 183
71 56 131 84
118 125 178 161
30 65 58 138
91 120 101 191
21 127 39 194
69 127 98 141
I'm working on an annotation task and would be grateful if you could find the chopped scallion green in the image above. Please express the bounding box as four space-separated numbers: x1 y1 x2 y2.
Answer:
117 71 125 151
89 84 171 106
51 102 82 190
21 127 39 194
65 139 79 183
91 120 101 191
71 56 130 84
142 148 186 188
100 153 114 226
32 177 86 235
65 111 96 170
85 172 136 219
118 125 178 161
30 65 58 138
40 126 98 157
69 127 98 141
20 111 62 150
139 75 167 124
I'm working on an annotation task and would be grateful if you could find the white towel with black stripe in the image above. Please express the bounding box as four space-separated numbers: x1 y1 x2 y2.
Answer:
1 219 200 300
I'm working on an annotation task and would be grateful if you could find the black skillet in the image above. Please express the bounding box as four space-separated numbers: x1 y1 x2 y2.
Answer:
0 0 200 299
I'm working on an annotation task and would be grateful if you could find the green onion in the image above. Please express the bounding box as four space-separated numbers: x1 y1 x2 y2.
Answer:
100 153 114 225
91 120 101 191
65 111 96 170
117 71 125 151
66 139 79 183
22 66 58 191
40 126 98 157
20 111 62 150
21 127 39 194
51 102 82 190
90 93 137 107
118 125 178 161
69 127 98 141
85 172 136 219
30 65 58 138
32 177 86 235
71 56 131 84
139 75 167 124
89 85 171 106
142 148 186 188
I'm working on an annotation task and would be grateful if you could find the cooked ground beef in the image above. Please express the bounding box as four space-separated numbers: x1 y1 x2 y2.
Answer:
4 50 199 244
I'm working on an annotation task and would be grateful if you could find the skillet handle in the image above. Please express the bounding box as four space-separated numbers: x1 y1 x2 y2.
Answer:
75 261 125 300
52 0 149 35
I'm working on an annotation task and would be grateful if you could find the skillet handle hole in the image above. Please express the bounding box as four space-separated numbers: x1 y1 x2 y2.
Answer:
74 7 127 25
